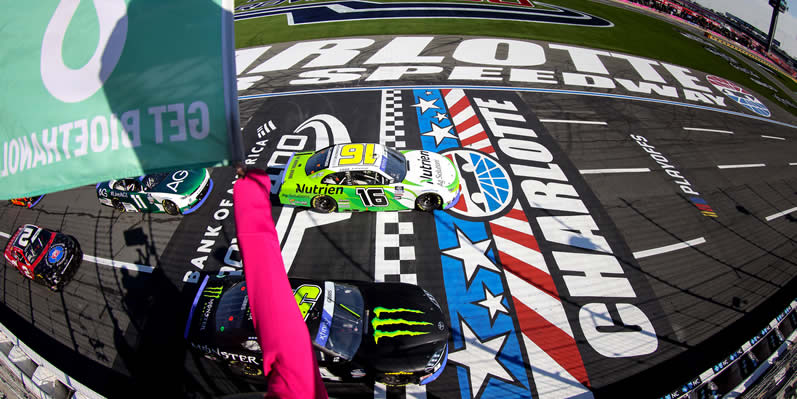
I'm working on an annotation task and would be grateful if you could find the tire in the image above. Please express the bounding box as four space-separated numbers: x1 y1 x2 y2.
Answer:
163 200 181 215
312 195 337 213
48 276 62 292
112 198 125 212
415 193 441 212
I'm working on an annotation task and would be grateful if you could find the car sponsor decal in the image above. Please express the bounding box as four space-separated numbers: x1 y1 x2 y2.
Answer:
47 244 65 265
293 284 323 321
190 342 261 365
414 88 672 397
315 281 336 347
371 307 432 344
184 275 210 338
706 75 771 117
295 184 344 196
166 170 191 193
234 1 613 28
202 285 224 299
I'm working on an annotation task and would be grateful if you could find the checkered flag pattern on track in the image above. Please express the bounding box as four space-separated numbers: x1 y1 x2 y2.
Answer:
374 211 417 284
380 89 406 149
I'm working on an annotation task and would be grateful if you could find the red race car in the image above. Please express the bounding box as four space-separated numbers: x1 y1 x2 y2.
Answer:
8 196 44 208
3 224 82 291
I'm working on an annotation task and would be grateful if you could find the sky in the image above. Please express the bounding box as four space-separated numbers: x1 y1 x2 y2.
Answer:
694 0 797 58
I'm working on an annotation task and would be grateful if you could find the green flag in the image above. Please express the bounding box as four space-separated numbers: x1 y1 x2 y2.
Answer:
0 0 241 200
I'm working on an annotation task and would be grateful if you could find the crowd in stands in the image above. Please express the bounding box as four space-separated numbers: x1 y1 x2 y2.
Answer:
624 0 797 77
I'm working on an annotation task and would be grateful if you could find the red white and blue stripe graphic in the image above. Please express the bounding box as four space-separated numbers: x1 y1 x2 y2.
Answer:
489 201 591 397
441 89 496 155
415 88 593 398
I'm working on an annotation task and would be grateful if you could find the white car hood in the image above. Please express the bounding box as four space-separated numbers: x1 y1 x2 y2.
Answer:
403 150 457 189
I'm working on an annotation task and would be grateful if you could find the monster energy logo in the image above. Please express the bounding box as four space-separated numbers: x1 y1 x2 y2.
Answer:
203 286 223 299
372 307 432 344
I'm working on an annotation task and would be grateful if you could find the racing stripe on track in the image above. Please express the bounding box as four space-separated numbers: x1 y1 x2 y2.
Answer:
380 89 406 149
489 200 592 397
377 90 423 398
433 88 591 397
441 89 496 155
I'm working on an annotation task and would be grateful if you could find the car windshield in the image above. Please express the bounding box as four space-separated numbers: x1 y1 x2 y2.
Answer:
317 282 364 361
383 148 407 182
214 281 254 338
23 229 50 264
305 147 333 175
142 173 169 190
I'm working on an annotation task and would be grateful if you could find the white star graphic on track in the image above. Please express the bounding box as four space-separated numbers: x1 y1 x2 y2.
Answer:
433 112 448 122
475 285 509 326
448 320 513 397
412 97 440 114
422 122 458 146
442 228 500 281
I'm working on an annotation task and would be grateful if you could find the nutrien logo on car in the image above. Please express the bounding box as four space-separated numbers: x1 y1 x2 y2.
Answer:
295 184 344 196
371 307 432 344
419 151 434 180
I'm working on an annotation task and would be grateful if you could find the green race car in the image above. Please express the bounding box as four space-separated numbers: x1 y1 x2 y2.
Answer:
96 169 213 215
278 143 460 212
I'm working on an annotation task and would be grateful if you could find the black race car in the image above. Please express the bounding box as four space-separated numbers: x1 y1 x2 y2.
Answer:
3 224 82 291
185 273 449 386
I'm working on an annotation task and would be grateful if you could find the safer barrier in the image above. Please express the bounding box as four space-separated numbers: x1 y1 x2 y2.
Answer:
661 299 797 399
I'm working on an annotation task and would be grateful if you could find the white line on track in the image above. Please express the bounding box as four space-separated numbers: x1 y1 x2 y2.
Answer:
579 168 651 174
1 231 152 272
83 255 154 273
791 163 797 166
765 207 797 222
538 119 607 125
717 163 766 169
683 127 734 134
761 135 786 140
633 237 707 259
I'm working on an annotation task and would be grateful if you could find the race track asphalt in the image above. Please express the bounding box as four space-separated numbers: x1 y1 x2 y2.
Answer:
1 33 797 399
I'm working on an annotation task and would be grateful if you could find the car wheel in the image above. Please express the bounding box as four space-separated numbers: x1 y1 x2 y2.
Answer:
163 200 181 215
415 193 441 212
112 198 125 212
312 195 337 213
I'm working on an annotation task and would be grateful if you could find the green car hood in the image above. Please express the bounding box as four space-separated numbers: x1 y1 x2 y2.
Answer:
150 169 206 195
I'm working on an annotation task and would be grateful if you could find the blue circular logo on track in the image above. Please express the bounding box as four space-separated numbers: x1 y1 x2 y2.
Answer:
443 149 512 219
47 245 65 264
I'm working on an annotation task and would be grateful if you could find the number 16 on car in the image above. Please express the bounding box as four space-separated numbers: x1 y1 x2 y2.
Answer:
277 143 461 212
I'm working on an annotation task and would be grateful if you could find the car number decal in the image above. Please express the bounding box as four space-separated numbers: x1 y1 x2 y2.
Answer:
293 284 322 321
17 226 35 247
131 195 148 210
336 143 379 166
356 187 389 207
